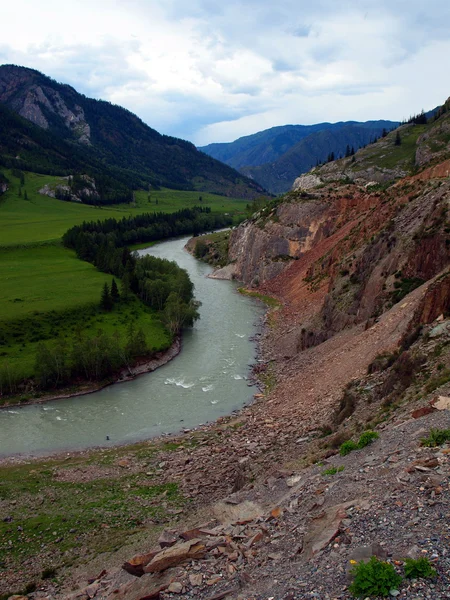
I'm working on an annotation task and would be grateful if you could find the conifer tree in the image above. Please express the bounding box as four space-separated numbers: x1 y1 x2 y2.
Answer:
100 282 113 311
111 278 120 301
395 131 401 146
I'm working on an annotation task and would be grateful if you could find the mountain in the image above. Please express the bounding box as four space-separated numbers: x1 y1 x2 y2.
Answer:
200 120 399 194
0 65 265 199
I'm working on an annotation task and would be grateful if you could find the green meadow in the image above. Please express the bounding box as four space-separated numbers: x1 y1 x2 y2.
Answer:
0 171 248 247
0 169 248 400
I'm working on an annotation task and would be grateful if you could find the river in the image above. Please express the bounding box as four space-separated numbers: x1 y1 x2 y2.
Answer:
0 235 264 457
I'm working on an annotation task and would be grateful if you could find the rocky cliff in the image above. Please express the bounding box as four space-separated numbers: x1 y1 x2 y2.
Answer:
226 107 450 356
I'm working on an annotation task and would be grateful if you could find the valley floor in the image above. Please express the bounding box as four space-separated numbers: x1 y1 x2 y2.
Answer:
2 273 449 599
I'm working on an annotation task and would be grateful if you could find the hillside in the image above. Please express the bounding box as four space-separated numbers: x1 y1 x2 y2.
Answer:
0 65 265 199
200 120 398 194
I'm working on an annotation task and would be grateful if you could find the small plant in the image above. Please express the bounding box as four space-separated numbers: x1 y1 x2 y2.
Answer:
357 430 379 448
322 465 345 476
421 428 450 447
340 440 358 456
349 556 402 598
340 430 379 456
404 557 437 579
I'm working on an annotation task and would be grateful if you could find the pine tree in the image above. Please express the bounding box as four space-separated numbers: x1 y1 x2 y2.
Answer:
23 189 28 200
100 282 113 311
111 278 120 302
395 131 401 146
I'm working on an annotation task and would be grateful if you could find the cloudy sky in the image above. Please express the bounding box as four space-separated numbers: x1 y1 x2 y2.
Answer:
1 0 449 145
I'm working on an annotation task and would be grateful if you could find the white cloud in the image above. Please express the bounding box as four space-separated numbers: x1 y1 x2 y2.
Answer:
0 0 449 144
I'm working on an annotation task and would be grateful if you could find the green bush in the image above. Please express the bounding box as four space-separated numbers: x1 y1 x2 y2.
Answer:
340 440 358 456
421 428 450 447
357 430 379 448
404 557 437 579
349 556 402 598
322 465 345 476
340 430 379 456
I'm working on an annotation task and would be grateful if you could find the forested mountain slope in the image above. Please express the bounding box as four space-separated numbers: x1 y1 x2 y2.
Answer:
0 65 264 198
200 120 398 194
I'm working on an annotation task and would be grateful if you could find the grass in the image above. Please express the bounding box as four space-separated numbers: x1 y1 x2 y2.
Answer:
350 124 428 173
0 297 170 389
0 170 249 248
322 465 345 476
0 169 251 394
0 245 112 320
0 442 188 597
0 244 172 387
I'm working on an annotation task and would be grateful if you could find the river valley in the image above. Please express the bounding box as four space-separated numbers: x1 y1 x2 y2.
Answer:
0 235 264 457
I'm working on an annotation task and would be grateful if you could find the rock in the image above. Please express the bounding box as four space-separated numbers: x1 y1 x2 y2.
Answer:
286 474 302 487
104 571 175 600
431 396 450 410
245 531 264 548
158 530 178 548
412 406 436 419
270 506 283 519
167 582 183 594
349 542 388 563
189 573 203 587
123 549 161 576
144 539 206 573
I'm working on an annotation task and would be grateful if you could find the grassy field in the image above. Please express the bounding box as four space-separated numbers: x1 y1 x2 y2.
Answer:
1 169 248 397
0 245 112 320
350 124 428 172
0 297 170 386
0 171 249 247
0 440 191 598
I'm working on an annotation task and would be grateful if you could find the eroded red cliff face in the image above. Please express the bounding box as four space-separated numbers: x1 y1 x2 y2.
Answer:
227 115 450 356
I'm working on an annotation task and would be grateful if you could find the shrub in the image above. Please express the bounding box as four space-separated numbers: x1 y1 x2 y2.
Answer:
340 440 358 456
421 428 450 447
322 465 345 476
340 430 379 456
349 556 402 598
404 557 437 580
357 430 379 448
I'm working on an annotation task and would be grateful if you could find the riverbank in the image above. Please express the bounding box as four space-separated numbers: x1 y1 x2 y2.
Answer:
0 338 181 410
2 295 449 598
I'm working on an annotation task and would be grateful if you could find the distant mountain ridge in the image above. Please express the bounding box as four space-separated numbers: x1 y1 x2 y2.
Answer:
200 120 399 194
0 64 265 199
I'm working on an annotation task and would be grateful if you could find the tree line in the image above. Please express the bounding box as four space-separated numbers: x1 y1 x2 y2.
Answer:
63 206 233 262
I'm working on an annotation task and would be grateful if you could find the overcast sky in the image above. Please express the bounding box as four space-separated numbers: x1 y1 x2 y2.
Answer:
1 0 449 145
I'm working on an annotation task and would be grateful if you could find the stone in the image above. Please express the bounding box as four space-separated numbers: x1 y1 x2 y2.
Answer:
412 406 436 419
189 573 203 587
286 474 302 487
431 396 450 411
245 531 264 548
104 571 175 600
167 582 183 593
144 539 206 573
123 549 161 576
158 529 178 548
